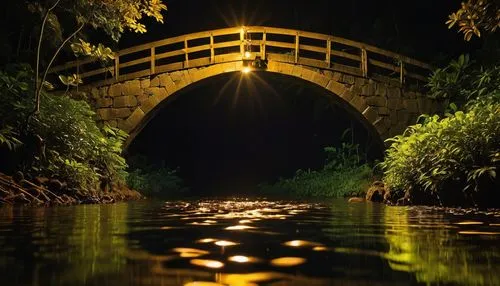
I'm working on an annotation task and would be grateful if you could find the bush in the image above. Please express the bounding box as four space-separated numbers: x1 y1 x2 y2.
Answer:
258 140 374 198
427 54 500 106
380 100 500 207
126 155 187 197
0 64 128 192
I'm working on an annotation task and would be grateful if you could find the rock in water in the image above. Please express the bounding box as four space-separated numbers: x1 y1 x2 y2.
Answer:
365 181 386 202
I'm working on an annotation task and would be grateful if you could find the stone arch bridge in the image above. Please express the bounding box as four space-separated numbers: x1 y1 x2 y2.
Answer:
49 26 441 149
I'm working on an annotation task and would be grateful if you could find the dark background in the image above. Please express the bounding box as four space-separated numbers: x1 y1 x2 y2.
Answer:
123 0 489 194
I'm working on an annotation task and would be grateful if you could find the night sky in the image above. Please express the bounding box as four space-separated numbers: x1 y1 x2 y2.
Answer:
124 0 485 194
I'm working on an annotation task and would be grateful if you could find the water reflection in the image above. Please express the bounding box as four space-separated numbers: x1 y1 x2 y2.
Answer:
0 199 499 285
0 204 129 285
384 206 500 285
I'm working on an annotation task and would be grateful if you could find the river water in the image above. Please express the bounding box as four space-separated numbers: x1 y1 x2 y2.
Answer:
0 199 499 285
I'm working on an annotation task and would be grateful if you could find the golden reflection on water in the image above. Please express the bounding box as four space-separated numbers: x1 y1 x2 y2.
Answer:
270 257 306 267
190 259 225 269
224 225 255 230
283 239 322 247
458 230 500 235
228 255 250 263
214 240 238 247
2 199 500 286
455 221 484 225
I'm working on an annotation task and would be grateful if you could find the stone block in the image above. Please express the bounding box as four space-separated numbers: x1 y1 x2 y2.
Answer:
280 63 294 75
349 95 368 113
340 90 355 102
397 109 410 124
140 78 150 88
389 111 398 126
170 71 183 82
361 83 376 96
378 107 390 116
373 117 390 135
140 96 160 114
97 108 112 120
375 84 387 97
108 83 122 97
300 68 315 81
112 108 132 119
183 69 193 84
355 77 368 87
137 94 148 104
311 73 330 88
96 97 113 108
387 87 401 98
366 96 387 107
362 106 379 123
150 76 160 87
403 99 419 113
159 73 175 88
292 65 303 77
326 80 345 96
332 72 342 82
123 80 142 96
341 74 355 85
123 108 145 132
157 87 169 102
387 98 402 110
114 95 138 108
99 86 108 97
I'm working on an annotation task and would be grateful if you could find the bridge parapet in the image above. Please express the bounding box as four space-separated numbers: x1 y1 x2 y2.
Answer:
49 26 433 88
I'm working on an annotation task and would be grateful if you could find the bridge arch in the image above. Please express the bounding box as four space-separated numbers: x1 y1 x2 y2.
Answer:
109 63 395 150
49 26 441 149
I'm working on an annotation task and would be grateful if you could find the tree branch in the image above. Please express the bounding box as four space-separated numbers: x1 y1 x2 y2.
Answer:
35 0 63 113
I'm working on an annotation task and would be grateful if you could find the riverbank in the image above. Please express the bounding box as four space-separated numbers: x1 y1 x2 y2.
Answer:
0 172 144 206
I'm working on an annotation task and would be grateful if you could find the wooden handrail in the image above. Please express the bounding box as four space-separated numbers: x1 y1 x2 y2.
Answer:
49 26 433 86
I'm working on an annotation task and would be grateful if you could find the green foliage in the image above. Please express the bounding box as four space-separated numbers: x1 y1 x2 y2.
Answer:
380 99 500 205
0 126 23 151
126 155 187 197
447 0 499 41
0 65 128 191
259 138 373 198
427 55 500 106
259 164 372 198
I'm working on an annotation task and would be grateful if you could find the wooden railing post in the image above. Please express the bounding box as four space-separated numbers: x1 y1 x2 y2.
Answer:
294 32 299 64
210 33 215 63
184 39 189 68
261 32 266 59
150 47 156 74
240 27 245 57
360 48 368 77
326 39 331 67
114 53 119 81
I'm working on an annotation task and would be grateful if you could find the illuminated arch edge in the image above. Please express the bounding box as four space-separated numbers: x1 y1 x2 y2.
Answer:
119 61 386 152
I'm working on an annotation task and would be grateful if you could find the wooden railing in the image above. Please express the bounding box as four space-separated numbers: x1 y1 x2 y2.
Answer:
49 26 433 86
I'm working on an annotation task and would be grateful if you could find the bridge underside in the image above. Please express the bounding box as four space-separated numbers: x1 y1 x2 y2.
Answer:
84 61 440 150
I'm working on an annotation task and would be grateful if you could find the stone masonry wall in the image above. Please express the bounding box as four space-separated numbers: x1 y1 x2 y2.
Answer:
83 61 441 145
